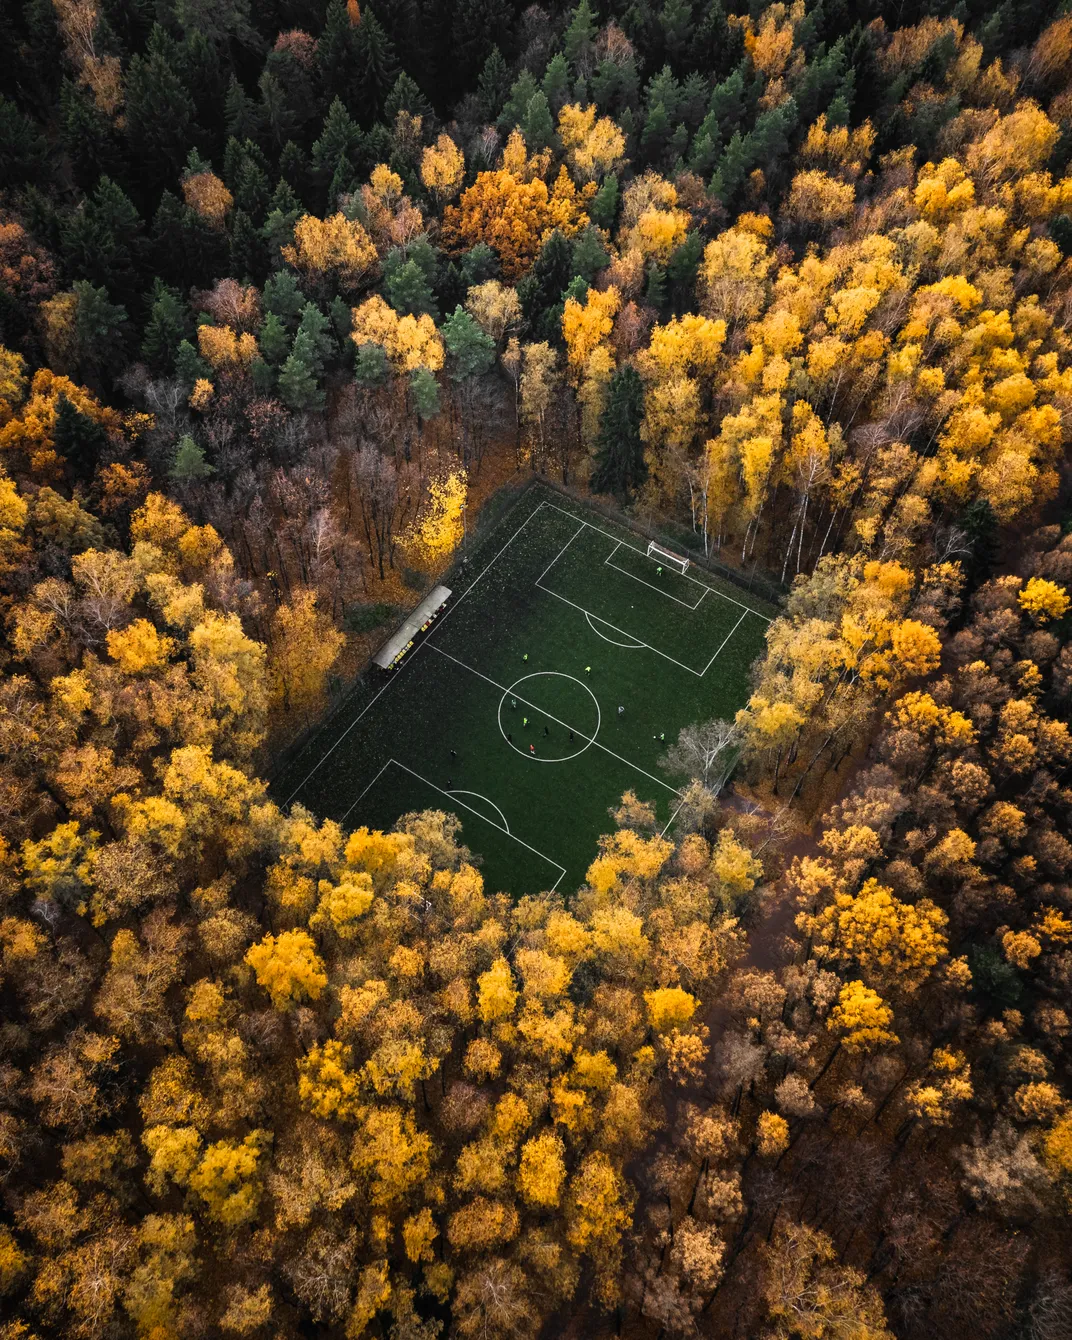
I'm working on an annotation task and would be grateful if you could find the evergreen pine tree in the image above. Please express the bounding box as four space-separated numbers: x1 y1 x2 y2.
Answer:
317 0 360 115
712 128 751 204
258 312 291 366
572 228 610 285
259 70 299 153
251 358 276 395
262 193 304 270
640 100 674 168
224 74 265 143
522 92 555 152
61 176 146 306
278 330 325 410
265 37 319 132
71 281 129 386
264 270 307 326
279 141 311 206
592 366 646 500
542 54 571 113
296 302 335 374
234 155 271 220
312 97 363 207
175 338 211 388
181 28 226 149
170 434 215 482
149 191 189 288
229 209 266 283
705 0 743 77
409 367 440 420
125 28 196 190
499 70 540 133
329 296 352 344
452 0 503 88
477 47 510 123
0 94 45 186
689 111 721 175
442 306 496 381
142 281 191 372
460 243 501 289
709 66 747 129
53 394 111 482
660 0 695 69
518 230 574 343
58 82 120 191
386 258 438 318
354 341 390 388
960 499 999 591
589 172 620 229
564 0 598 74
666 232 703 313
180 201 229 289
384 72 432 123
645 263 667 310
353 9 399 125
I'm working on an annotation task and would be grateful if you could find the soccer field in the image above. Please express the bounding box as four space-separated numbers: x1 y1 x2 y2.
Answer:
274 486 776 896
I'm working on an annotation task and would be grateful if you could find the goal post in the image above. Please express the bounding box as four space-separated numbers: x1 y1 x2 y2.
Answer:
647 540 690 574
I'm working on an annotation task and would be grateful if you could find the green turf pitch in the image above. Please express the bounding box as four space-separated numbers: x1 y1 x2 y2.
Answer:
273 486 776 896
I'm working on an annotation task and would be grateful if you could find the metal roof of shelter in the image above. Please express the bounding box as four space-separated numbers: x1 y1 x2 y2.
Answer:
372 585 452 670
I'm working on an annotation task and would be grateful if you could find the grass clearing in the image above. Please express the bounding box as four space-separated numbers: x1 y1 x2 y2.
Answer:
274 485 776 895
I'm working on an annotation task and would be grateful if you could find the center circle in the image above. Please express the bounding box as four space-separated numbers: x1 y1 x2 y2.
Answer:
498 672 601 762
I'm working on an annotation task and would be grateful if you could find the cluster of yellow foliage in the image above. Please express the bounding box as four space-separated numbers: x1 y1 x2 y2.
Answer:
282 212 378 291
351 293 444 373
442 132 596 279
182 171 234 228
0 361 127 477
420 134 466 203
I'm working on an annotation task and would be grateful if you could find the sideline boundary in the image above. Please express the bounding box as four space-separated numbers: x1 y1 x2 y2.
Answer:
284 492 769 851
283 497 551 806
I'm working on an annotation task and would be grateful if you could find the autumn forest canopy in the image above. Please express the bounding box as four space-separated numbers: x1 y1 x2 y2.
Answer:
3 0 1072 1337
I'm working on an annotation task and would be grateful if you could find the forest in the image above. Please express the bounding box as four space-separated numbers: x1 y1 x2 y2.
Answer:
1 0 1072 1336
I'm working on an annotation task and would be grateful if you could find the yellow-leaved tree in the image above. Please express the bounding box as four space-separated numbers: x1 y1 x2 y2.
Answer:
403 470 468 569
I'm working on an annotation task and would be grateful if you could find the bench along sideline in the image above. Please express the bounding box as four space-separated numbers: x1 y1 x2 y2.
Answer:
646 540 690 574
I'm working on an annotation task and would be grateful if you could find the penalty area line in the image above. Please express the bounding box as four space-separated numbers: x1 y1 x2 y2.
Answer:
353 757 567 892
541 499 772 623
699 608 751 676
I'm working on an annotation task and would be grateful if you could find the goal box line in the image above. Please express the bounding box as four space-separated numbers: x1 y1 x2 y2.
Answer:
646 540 690 573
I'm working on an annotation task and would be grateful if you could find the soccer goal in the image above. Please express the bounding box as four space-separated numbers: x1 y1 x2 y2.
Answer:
647 540 690 574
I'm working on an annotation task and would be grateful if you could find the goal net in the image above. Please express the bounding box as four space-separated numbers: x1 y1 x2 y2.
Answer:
647 540 690 574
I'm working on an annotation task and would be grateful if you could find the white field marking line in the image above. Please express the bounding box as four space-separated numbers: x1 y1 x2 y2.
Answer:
359 758 567 892
498 672 602 763
445 789 511 833
698 608 751 676
536 516 586 586
542 500 773 623
283 498 556 806
660 796 687 838
604 550 708 609
584 611 645 648
431 644 681 798
537 581 705 677
345 757 396 817
540 571 757 678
